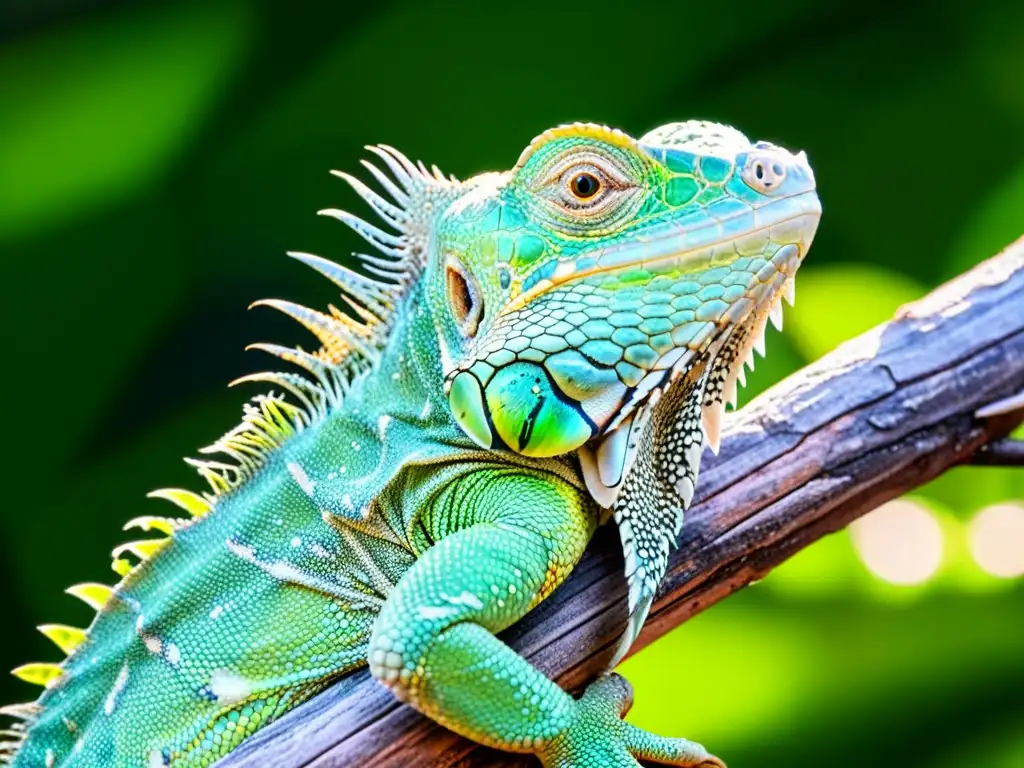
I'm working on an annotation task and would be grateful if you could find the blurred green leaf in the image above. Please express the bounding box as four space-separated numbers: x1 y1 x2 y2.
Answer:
735 330 805 407
935 719 1024 768
784 265 925 361
764 528 865 599
5 392 238 630
944 161 1024 280
228 0 826 167
0 0 253 242
917 465 1024 519
622 590 1024 762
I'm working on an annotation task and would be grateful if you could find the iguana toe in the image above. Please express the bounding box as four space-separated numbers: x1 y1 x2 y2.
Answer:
537 674 725 768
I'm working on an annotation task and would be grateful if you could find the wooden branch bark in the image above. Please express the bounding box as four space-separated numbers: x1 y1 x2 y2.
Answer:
221 238 1024 768
972 436 1024 466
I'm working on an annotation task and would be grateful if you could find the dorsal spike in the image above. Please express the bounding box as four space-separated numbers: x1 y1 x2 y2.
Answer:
65 583 114 612
37 624 87 656
330 170 405 230
0 703 41 721
285 252 395 316
354 251 408 276
123 516 178 535
247 343 329 376
362 263 404 281
11 663 63 689
366 145 417 189
324 303 377 335
359 158 410 206
248 393 305 436
229 372 324 417
252 299 380 364
146 488 211 518
203 436 264 469
183 458 237 495
338 295 384 327
377 144 442 188
111 538 168 563
318 208 404 257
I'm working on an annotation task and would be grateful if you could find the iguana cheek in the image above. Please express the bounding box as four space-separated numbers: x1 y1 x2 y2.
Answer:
484 362 593 458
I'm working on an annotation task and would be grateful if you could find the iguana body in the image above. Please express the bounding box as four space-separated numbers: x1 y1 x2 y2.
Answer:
2 121 820 768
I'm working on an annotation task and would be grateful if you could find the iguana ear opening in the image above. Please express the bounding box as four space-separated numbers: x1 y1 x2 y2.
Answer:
446 255 483 338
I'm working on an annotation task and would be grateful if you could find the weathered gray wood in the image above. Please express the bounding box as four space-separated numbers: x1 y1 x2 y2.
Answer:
973 436 1024 466
220 238 1024 768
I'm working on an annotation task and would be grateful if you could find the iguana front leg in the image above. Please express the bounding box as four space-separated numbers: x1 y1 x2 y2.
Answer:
368 469 723 767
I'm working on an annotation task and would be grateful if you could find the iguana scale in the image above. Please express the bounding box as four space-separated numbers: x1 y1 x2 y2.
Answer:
2 120 820 768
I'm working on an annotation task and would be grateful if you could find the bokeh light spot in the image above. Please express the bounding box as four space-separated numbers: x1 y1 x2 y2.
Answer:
851 500 944 585
968 502 1024 578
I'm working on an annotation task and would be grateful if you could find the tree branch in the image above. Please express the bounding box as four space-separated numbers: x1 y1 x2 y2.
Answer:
972 437 1024 466
220 238 1024 768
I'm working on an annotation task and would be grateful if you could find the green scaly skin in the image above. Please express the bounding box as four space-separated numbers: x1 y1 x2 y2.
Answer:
3 120 820 768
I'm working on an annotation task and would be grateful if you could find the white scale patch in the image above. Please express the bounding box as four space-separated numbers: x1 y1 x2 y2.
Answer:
416 605 458 620
226 539 257 563
310 543 333 559
209 668 252 706
104 662 130 715
286 461 316 497
442 591 484 610
166 642 182 667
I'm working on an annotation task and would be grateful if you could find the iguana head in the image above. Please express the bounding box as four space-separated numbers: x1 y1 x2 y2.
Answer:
431 121 820 476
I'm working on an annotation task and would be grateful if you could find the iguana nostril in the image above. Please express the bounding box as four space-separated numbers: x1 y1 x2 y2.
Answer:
742 152 788 193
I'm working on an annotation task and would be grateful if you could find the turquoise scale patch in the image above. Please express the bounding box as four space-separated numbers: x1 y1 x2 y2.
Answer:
699 155 733 184
514 234 546 266
664 149 697 175
611 327 648 347
664 176 701 207
624 344 659 369
580 339 623 366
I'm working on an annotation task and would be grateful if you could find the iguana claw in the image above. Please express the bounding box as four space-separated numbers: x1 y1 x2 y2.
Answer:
538 674 726 768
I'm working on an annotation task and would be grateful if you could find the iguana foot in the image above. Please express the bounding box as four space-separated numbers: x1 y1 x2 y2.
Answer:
537 674 725 768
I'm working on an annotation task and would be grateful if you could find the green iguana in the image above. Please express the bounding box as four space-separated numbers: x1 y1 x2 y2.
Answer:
2 120 820 768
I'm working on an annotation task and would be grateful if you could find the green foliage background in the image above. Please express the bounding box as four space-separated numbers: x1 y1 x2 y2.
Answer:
1 1 1022 765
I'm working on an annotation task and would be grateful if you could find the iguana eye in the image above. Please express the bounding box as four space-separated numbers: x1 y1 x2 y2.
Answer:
446 256 483 337
524 145 645 235
569 172 601 200
541 156 635 220
554 162 618 211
